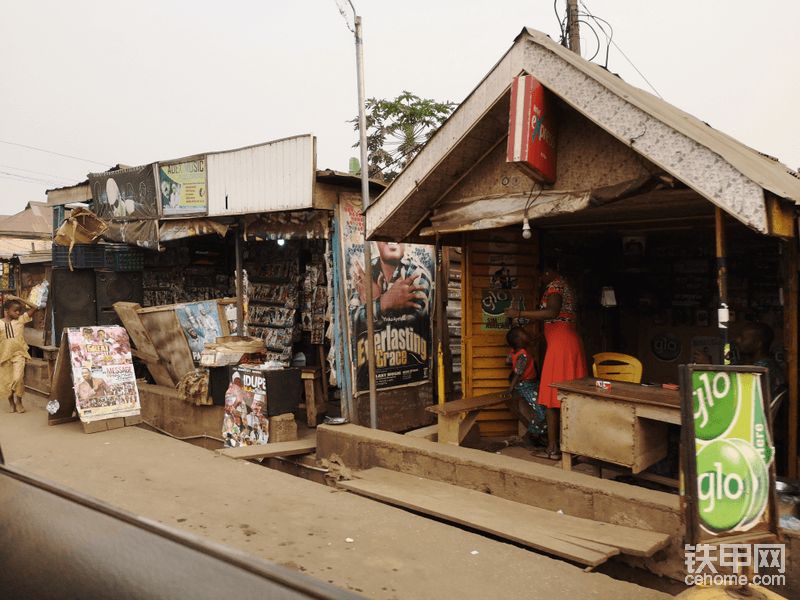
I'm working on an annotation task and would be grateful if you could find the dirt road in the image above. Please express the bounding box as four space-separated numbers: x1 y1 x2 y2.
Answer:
0 391 675 599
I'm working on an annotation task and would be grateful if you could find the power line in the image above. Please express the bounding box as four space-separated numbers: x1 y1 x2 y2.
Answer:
0 139 110 167
0 164 77 182
578 0 663 99
0 171 67 186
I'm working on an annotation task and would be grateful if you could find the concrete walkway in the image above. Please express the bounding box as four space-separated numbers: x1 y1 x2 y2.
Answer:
0 391 675 599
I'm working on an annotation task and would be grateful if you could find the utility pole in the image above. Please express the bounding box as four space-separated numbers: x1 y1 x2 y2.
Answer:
567 0 581 56
339 0 379 428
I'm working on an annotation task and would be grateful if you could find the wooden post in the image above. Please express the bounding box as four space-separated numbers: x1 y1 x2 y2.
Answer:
567 0 581 56
433 241 452 404
461 233 473 399
235 219 244 336
784 239 799 478
715 208 730 360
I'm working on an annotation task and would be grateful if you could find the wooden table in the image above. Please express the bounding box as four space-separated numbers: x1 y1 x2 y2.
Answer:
551 377 681 474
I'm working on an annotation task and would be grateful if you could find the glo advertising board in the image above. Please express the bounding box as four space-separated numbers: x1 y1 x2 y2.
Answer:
679 365 778 545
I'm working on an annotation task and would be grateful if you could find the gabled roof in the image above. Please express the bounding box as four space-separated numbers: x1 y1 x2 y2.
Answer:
366 28 800 240
0 201 52 240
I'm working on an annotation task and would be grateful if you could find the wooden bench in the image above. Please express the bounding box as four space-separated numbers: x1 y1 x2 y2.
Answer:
425 392 521 445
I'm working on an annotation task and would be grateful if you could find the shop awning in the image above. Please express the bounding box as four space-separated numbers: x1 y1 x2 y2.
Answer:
419 175 664 236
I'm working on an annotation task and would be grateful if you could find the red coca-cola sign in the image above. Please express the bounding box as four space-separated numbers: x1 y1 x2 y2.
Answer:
507 75 558 183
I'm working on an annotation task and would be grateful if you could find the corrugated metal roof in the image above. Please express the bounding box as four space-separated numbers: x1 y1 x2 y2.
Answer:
207 135 316 216
0 202 53 239
366 28 800 240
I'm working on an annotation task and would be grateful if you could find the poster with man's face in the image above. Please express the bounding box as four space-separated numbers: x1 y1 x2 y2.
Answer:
339 194 435 394
66 326 140 423
175 300 224 362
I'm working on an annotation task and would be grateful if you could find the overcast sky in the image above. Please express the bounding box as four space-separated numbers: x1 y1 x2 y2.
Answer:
2 1 798 216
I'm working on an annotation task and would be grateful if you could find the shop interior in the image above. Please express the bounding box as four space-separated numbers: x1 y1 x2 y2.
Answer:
534 218 789 475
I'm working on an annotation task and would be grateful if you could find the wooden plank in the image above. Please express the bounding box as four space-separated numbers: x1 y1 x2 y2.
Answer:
82 417 126 434
113 302 175 387
425 392 512 416
48 334 77 425
552 377 681 409
340 468 669 565
216 435 317 460
138 309 196 385
129 348 162 365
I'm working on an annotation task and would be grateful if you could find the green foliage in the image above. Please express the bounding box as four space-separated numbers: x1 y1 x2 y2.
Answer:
351 91 456 182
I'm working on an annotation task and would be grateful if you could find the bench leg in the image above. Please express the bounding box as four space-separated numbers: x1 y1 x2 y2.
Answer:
437 414 463 445
437 410 482 446
562 452 574 471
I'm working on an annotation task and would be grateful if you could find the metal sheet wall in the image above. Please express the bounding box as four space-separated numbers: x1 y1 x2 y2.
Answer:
207 135 315 216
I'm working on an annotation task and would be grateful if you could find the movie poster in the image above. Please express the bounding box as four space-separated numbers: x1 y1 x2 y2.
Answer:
222 368 269 448
67 326 140 423
339 194 435 394
175 300 225 362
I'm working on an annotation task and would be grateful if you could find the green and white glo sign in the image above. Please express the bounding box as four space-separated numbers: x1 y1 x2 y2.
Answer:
680 365 777 541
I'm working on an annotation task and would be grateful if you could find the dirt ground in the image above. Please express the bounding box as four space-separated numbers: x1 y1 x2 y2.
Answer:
0 390 679 599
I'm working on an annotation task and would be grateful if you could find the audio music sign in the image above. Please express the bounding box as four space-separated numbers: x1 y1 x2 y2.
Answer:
679 365 778 545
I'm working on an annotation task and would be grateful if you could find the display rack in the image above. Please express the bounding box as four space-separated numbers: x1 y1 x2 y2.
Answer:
245 247 301 366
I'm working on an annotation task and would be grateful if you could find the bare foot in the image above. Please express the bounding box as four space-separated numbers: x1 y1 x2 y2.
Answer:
14 396 25 413
7 398 16 413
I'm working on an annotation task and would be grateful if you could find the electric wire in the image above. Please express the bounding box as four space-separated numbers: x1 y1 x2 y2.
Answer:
577 1 663 99
0 172 68 187
0 164 77 183
0 139 109 167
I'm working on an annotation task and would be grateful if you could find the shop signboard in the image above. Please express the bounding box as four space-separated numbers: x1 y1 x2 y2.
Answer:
89 165 160 220
679 364 778 545
67 326 140 423
507 75 558 184
157 156 208 217
338 194 435 394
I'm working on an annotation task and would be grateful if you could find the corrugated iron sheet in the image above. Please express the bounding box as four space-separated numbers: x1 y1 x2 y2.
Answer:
207 135 315 216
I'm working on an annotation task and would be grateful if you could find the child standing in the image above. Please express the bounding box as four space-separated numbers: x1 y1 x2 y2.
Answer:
0 296 38 413
504 326 547 442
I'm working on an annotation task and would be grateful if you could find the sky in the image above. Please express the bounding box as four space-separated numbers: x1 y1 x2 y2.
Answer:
2 1 799 217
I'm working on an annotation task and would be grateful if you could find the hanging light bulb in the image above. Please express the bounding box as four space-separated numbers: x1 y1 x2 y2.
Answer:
521 217 531 239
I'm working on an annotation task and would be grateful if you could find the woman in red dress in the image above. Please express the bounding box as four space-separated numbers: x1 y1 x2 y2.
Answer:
504 257 587 459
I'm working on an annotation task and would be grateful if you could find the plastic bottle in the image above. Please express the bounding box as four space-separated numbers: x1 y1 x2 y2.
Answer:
37 281 49 308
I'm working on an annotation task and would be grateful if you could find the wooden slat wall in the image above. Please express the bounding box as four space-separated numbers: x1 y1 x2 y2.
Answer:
463 230 539 436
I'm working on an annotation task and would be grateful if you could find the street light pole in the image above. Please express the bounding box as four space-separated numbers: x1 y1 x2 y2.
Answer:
344 2 379 428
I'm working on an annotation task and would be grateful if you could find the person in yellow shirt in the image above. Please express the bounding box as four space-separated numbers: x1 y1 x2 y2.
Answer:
0 296 39 413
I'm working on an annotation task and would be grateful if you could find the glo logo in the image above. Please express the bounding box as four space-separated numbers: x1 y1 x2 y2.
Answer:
482 289 514 316
651 332 682 362
696 438 769 533
693 372 737 440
